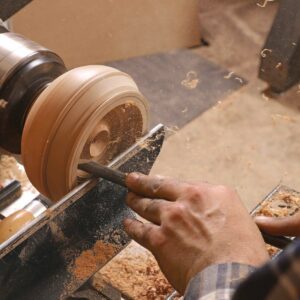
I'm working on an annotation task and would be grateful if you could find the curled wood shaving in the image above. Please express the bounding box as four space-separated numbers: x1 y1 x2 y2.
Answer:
257 0 275 8
181 71 199 90
261 48 272 58
235 77 244 84
224 71 234 79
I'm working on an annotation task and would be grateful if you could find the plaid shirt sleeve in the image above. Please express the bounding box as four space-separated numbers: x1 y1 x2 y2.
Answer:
184 238 300 300
233 238 300 300
183 263 256 300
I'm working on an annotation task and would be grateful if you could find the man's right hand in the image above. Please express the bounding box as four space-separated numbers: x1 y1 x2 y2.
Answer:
255 213 300 236
124 173 269 294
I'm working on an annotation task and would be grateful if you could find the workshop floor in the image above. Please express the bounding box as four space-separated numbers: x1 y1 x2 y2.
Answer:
152 0 300 211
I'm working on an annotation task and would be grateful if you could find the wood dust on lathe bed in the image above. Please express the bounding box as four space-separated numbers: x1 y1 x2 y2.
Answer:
93 241 179 300
72 241 119 281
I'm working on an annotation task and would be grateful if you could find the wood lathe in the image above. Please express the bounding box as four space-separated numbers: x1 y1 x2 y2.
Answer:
0 4 165 299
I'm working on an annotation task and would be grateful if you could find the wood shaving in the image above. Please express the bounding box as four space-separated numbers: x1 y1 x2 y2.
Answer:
223 72 244 85
181 71 199 90
261 48 272 58
212 100 223 110
213 100 233 110
262 92 270 101
181 107 188 113
266 244 279 257
235 77 243 84
94 243 174 299
253 188 300 257
224 71 234 79
253 187 300 257
72 241 118 280
255 191 300 218
165 125 179 136
257 0 275 8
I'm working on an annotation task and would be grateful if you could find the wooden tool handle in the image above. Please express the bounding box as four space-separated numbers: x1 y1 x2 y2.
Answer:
0 210 34 244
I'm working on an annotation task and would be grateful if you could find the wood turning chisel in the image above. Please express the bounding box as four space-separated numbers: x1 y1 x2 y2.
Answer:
78 161 128 187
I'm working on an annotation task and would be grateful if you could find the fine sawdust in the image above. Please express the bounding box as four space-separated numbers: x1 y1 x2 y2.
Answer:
72 241 118 280
93 242 174 299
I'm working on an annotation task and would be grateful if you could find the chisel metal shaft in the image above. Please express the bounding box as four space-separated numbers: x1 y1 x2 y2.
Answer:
78 162 127 187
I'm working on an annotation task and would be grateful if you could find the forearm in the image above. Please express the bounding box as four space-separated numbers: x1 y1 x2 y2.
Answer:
184 263 256 300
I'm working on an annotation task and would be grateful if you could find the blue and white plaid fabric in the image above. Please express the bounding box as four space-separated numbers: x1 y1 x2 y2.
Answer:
184 239 300 300
184 263 256 300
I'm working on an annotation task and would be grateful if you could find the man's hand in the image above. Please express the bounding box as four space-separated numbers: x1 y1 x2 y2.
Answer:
255 213 300 236
123 173 268 293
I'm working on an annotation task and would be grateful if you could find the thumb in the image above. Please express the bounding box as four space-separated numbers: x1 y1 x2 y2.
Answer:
255 213 300 237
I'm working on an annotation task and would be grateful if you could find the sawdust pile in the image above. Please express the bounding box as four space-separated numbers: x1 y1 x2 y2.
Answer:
253 187 300 257
255 190 300 218
94 243 174 299
73 241 118 280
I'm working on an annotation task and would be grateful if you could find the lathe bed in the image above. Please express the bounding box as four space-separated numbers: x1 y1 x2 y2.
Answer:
0 124 164 300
